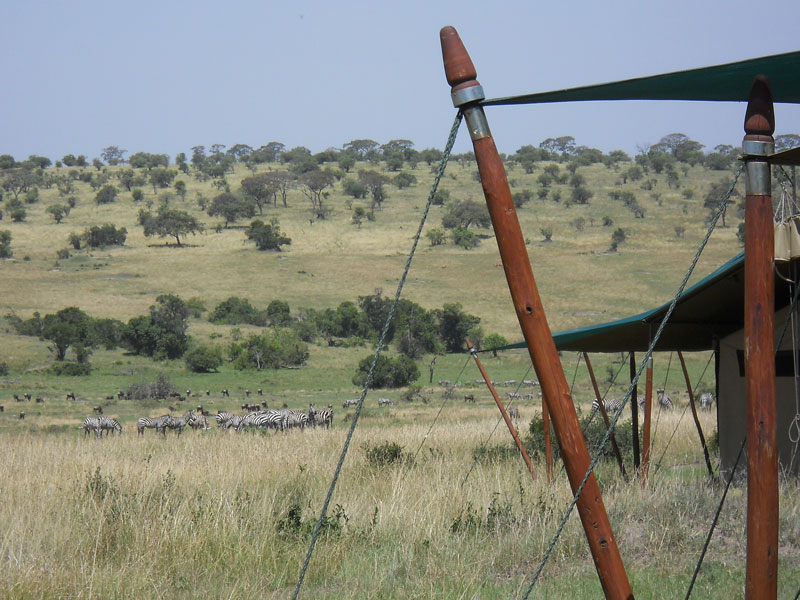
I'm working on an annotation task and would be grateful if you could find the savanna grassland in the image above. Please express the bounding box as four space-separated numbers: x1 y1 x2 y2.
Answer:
1 140 799 598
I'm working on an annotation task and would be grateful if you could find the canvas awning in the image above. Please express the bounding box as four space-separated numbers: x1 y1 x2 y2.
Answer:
491 253 799 353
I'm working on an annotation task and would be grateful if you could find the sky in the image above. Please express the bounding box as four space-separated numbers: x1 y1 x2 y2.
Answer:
3 0 800 163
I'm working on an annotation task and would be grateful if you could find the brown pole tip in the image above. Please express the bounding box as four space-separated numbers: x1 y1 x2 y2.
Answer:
440 26 478 88
744 75 775 136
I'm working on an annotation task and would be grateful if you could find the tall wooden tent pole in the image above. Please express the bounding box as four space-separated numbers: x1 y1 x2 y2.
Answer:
677 351 714 479
743 75 778 600
640 357 653 487
440 26 633 600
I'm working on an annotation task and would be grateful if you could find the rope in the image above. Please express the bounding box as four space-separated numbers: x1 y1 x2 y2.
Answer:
684 436 745 600
290 112 462 599
650 351 673 450
519 164 741 600
569 352 582 395
409 354 472 466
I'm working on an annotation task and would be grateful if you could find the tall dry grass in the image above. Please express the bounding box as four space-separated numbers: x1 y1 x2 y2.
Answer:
1 406 798 599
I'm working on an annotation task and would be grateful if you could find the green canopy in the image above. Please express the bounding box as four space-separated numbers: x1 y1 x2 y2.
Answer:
488 253 797 354
481 51 800 107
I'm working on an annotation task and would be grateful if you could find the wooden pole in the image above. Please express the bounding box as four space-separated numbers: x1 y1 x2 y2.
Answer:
677 351 714 479
441 26 633 600
583 353 627 480
742 75 778 600
542 392 554 483
640 357 653 487
467 340 537 480
630 353 640 470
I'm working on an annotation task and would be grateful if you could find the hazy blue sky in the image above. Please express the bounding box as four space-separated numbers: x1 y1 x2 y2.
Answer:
3 0 799 162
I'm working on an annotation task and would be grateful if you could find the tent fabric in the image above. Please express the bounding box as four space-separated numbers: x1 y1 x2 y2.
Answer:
489 253 798 354
481 51 800 107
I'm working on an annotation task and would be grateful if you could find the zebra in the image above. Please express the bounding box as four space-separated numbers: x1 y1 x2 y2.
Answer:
698 392 715 411
656 389 674 410
83 416 102 438
282 405 316 430
189 414 209 431
503 380 517 387
508 406 520 421
377 397 394 407
342 398 359 408
165 412 196 436
237 409 283 432
314 405 334 428
137 415 171 436
523 379 539 387
98 416 122 436
592 397 624 415
216 411 235 430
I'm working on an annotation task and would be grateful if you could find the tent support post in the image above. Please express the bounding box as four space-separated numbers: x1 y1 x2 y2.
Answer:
641 357 653 487
743 75 778 600
441 26 633 600
630 353 640 470
677 351 714 479
584 353 628 480
467 339 536 480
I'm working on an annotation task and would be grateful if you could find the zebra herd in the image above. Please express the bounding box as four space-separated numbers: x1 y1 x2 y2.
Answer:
591 390 716 415
82 405 335 439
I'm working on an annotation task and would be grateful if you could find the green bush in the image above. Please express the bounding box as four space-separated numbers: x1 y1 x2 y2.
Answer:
362 441 410 467
185 344 224 373
352 353 419 388
49 361 91 376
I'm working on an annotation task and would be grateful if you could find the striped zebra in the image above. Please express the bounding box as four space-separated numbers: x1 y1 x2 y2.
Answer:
189 414 209 431
592 397 624 415
237 409 284 432
137 415 171 436
83 416 102 438
342 398 359 408
216 411 234 429
282 405 316 431
165 412 195 436
698 392 715 411
656 389 674 410
508 406 520 421
98 416 122 436
314 405 334 428
377 397 394 407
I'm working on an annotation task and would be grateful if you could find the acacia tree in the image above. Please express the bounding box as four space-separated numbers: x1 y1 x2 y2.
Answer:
358 170 390 210
139 208 202 246
240 173 278 214
207 192 255 227
300 169 334 216
100 146 127 165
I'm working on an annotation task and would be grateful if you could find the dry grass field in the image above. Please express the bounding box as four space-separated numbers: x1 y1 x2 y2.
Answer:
1 148 799 597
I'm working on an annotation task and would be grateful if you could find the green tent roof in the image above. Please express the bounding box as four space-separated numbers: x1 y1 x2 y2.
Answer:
481 51 800 106
492 253 797 353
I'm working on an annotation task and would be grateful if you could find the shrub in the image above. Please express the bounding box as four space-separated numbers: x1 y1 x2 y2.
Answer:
126 375 176 400
451 226 479 249
95 184 118 204
0 230 11 258
352 353 419 388
362 441 410 467
81 224 127 248
185 344 224 373
426 228 446 246
209 296 265 326
245 218 291 251
431 188 450 206
49 361 92 376
393 172 417 189
229 329 309 370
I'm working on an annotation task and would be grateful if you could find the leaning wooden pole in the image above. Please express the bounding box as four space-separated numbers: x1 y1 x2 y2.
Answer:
583 353 627 480
441 26 633 599
742 75 778 600
677 351 714 479
467 339 537 480
542 395 554 483
630 353 640 470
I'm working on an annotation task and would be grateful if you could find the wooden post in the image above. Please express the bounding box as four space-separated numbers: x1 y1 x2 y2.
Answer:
583 353 627 480
441 26 633 600
542 392 553 483
742 75 778 600
641 357 653 487
630 353 640 470
677 351 714 479
467 340 536 480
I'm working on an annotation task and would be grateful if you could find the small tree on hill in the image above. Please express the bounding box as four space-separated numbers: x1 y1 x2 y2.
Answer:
207 192 255 227
139 208 202 246
245 218 291 251
95 184 118 204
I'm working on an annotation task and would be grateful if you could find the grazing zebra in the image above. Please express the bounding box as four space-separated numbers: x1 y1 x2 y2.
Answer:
314 405 334 428
98 416 122 436
189 414 209 431
83 416 102 438
237 409 282 432
438 380 451 387
523 379 539 387
342 398 359 408
592 397 624 415
508 406 520 421
503 380 517 387
165 412 195 436
216 411 234 429
282 405 316 431
377 397 394 407
507 392 522 401
699 392 715 411
137 415 171 436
